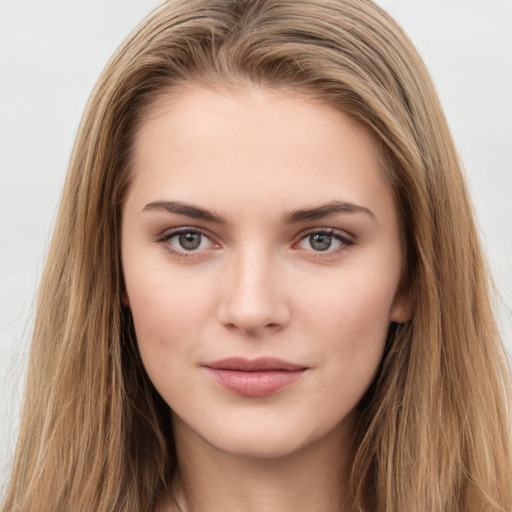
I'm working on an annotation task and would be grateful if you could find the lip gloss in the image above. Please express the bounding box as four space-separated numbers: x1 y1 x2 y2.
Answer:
203 357 307 397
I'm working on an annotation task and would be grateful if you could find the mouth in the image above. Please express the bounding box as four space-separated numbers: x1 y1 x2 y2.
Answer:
202 357 308 397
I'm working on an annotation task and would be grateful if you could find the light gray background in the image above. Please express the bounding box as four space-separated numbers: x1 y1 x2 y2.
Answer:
1 0 511 490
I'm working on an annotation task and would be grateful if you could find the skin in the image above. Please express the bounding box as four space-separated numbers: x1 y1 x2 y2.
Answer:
121 85 410 512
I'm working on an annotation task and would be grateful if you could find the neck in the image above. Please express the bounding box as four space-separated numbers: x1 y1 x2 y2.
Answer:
167 413 357 512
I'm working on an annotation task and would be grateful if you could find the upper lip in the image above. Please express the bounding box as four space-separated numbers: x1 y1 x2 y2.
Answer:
203 357 306 372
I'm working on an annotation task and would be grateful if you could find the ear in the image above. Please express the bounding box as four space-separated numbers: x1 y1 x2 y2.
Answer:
390 288 413 323
122 291 131 308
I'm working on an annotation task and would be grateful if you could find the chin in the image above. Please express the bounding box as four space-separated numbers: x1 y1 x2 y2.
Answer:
206 428 311 460
187 408 352 462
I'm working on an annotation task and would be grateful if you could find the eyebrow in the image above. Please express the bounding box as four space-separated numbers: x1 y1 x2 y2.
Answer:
282 200 375 224
143 200 227 224
142 199 375 225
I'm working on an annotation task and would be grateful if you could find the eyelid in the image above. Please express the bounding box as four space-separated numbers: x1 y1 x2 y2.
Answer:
155 225 212 241
296 226 354 242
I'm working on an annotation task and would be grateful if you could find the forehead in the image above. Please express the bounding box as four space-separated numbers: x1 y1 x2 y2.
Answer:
128 85 394 221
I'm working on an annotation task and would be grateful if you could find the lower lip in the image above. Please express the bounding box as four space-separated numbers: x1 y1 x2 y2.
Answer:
205 368 306 397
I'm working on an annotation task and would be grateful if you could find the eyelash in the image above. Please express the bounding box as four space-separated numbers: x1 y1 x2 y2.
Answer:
155 226 354 258
155 227 217 258
294 228 354 257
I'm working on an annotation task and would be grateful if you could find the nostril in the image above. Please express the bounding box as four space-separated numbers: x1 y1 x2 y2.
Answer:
222 320 285 336
215 268 291 335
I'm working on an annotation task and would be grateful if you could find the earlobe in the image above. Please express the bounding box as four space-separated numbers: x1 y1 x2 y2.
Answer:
390 300 412 323
390 272 413 323
122 292 131 308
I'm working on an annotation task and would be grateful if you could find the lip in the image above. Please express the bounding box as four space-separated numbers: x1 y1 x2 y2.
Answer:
203 357 308 397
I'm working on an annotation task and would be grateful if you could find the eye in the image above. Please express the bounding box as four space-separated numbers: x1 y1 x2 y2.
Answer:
176 231 203 251
306 233 337 251
295 229 353 253
157 227 218 255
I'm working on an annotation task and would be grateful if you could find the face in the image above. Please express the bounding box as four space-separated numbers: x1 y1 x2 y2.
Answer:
122 85 409 459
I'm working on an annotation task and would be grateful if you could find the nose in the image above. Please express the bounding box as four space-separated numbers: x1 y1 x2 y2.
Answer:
216 246 290 336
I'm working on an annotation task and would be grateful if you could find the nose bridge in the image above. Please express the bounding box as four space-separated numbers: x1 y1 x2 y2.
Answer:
217 242 289 335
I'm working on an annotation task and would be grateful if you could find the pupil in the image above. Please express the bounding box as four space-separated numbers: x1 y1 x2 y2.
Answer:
310 233 332 251
179 232 201 250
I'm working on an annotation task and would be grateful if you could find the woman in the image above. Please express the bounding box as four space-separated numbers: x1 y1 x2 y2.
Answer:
2 1 511 511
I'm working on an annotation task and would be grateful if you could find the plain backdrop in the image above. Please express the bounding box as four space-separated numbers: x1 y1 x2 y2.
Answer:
1 0 511 489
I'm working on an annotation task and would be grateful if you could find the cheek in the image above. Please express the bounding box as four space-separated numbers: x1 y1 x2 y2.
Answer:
294 268 397 388
336 283 394 341
123 261 213 369
325 292 390 378
297 266 398 338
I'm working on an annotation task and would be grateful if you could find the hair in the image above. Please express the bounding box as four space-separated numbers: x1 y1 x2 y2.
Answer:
2 0 511 511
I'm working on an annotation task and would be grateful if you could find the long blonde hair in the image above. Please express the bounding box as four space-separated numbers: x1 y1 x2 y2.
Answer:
2 1 511 511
